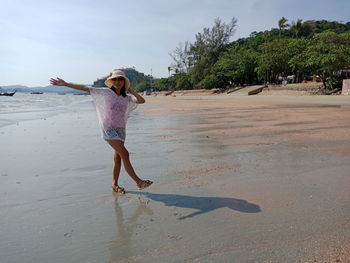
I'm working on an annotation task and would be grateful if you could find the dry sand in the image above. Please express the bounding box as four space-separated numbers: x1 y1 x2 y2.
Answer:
1 93 349 262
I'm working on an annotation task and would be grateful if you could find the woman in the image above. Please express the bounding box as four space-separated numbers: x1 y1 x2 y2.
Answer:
50 70 153 194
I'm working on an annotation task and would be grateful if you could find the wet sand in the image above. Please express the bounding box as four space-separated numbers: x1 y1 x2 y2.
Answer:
0 94 349 262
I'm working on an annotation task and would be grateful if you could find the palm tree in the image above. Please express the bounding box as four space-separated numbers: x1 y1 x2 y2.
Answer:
278 17 288 38
290 19 303 38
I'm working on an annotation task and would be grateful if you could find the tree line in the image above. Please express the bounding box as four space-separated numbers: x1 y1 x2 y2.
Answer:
150 18 350 92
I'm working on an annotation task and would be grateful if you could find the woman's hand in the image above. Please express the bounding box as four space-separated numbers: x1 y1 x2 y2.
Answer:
127 87 145 104
50 77 67 86
49 78 90 92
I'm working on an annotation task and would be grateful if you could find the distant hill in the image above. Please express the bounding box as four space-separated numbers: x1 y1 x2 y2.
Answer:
0 85 29 92
2 67 149 93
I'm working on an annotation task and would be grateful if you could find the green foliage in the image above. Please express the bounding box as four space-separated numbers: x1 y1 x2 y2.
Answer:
153 77 176 91
256 39 292 81
174 73 192 90
188 17 237 85
305 20 350 34
236 32 266 50
153 74 193 91
200 74 222 90
134 78 150 92
303 32 350 79
287 38 313 80
166 18 350 91
325 75 343 91
202 45 258 88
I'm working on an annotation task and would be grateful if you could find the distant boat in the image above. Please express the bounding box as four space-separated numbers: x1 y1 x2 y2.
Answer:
0 88 16 96
30 92 44 94
73 92 89 95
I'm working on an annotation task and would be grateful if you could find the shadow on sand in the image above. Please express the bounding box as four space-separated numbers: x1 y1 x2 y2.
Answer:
128 191 261 220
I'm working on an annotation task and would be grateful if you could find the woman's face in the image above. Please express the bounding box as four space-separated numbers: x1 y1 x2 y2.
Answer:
111 77 125 89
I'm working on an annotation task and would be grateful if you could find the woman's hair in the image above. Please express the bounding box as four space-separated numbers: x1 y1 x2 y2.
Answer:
120 86 127 97
111 85 127 97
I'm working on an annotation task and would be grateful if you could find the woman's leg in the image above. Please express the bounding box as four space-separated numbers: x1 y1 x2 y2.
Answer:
112 152 122 186
112 152 126 194
106 139 143 185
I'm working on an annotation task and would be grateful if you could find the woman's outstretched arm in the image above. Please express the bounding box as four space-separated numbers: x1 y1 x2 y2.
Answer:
50 77 90 93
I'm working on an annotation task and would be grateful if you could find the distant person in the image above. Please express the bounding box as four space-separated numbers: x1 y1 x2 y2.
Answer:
50 70 153 194
278 74 283 84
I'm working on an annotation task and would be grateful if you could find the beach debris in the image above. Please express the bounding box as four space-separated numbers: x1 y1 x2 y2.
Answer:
165 90 175 96
248 85 267 95
226 85 246 94
167 234 182 241
64 230 74 238
211 88 221 94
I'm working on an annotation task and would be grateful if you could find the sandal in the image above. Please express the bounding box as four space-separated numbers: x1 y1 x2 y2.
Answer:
138 180 153 190
112 185 126 194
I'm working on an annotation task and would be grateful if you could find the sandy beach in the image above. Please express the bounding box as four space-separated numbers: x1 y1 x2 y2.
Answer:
1 93 349 262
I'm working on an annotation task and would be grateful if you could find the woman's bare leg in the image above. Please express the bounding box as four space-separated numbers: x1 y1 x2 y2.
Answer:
106 140 143 185
113 152 122 186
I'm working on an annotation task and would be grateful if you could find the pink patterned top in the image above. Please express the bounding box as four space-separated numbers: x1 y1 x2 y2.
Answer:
89 87 137 141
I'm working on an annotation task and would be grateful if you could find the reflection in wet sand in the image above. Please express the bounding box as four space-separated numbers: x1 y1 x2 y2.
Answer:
109 194 153 263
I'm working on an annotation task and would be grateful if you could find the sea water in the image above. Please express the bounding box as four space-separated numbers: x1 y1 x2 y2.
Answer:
0 93 92 127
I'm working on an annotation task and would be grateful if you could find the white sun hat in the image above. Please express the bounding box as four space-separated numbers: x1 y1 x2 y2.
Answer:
104 70 130 89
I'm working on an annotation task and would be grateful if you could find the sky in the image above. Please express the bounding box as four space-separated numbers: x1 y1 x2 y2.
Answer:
1 0 349 87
